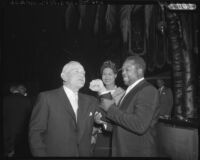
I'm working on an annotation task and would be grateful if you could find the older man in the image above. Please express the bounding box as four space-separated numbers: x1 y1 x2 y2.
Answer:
29 61 98 157
94 55 160 157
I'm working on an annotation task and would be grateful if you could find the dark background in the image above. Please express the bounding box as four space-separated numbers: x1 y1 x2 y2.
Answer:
2 6 125 96
1 2 199 159
1 3 199 98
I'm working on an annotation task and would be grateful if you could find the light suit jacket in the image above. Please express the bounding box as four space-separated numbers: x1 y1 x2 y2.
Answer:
29 87 98 157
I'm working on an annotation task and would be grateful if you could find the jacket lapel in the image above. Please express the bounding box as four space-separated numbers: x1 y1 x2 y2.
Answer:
77 93 90 141
119 80 149 111
58 87 76 122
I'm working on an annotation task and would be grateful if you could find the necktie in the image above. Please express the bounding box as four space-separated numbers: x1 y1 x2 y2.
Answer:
159 88 163 94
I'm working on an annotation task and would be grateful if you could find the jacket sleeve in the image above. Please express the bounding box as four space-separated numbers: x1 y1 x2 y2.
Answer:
106 86 159 135
29 93 48 156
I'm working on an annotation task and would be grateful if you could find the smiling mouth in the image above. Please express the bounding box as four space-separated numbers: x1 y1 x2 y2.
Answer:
105 80 110 82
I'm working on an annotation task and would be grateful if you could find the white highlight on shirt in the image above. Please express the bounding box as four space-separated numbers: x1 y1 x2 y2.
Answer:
63 86 79 121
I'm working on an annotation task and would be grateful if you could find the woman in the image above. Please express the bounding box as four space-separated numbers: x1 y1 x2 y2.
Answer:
92 60 124 157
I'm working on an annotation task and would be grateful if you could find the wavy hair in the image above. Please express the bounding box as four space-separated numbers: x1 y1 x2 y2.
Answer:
100 60 118 75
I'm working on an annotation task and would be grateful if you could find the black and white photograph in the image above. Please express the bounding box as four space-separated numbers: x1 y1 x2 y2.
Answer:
1 0 199 159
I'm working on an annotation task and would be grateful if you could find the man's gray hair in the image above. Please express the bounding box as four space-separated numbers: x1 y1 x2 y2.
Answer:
61 61 82 74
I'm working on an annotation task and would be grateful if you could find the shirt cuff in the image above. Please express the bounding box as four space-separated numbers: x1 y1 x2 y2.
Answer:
103 122 107 130
99 91 110 95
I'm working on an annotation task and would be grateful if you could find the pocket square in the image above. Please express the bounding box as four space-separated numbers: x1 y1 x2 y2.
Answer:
89 112 93 116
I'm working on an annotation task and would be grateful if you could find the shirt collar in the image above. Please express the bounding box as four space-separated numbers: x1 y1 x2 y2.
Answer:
125 77 144 95
159 86 165 92
63 85 77 97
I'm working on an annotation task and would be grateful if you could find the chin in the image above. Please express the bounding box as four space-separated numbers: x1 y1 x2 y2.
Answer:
78 84 84 88
79 83 84 88
105 82 112 86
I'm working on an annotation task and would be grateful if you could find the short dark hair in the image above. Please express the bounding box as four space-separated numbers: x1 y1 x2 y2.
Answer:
125 55 146 73
100 60 118 75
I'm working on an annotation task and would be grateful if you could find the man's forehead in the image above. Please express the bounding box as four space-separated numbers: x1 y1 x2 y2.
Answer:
123 60 135 67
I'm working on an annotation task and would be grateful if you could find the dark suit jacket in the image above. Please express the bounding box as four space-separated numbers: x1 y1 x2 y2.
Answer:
159 86 173 116
105 80 160 157
3 93 32 155
29 87 98 157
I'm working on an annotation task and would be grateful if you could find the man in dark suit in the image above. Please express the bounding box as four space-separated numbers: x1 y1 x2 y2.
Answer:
156 79 173 117
96 55 160 157
29 61 98 157
3 84 32 157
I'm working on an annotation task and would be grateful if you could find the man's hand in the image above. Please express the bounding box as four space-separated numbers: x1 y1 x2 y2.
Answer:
89 79 107 94
94 112 106 124
100 98 115 112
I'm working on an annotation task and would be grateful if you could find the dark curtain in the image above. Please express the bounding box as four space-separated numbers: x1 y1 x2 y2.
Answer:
167 11 197 118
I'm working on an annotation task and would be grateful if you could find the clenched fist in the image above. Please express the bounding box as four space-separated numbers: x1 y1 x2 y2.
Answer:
89 79 107 93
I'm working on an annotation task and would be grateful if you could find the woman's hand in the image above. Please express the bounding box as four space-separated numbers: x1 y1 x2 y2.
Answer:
89 79 107 93
94 111 106 124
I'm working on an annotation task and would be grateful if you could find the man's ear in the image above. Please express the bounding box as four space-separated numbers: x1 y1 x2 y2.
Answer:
138 68 143 75
61 72 64 79
61 72 67 82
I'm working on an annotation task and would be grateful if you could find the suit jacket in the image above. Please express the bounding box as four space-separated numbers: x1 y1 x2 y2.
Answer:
158 86 173 116
29 87 98 157
105 80 160 157
3 93 32 155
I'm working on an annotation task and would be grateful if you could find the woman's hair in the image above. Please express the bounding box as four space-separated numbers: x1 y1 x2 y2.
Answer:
100 60 118 75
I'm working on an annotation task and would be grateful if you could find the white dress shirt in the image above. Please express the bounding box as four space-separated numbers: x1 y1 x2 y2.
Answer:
159 86 164 94
63 86 79 121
